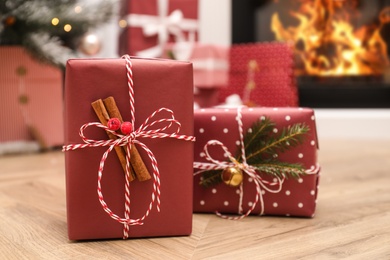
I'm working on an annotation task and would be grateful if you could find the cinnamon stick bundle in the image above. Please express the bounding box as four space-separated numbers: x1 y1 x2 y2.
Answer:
91 97 151 182
91 99 135 182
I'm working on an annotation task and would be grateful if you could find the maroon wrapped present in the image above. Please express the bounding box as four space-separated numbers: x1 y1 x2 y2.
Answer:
193 107 320 218
218 42 299 107
118 0 198 57
63 57 194 240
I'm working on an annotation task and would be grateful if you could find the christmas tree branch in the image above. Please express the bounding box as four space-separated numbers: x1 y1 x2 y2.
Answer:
25 32 75 69
253 161 306 179
198 119 310 188
199 170 223 188
244 117 275 150
236 117 274 162
0 0 115 68
246 123 309 161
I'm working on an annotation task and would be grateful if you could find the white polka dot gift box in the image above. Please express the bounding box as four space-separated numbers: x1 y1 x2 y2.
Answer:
193 107 320 219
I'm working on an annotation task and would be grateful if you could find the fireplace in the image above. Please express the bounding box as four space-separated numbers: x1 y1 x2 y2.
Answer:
232 0 390 108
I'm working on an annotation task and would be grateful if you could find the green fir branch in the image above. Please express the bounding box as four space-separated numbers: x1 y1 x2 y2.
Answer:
199 118 310 188
236 117 275 162
0 0 115 69
199 170 223 188
246 123 309 162
253 161 306 179
243 117 275 151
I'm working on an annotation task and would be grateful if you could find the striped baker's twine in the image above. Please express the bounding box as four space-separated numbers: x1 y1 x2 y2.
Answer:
63 55 195 239
122 55 135 238
193 106 320 220
123 55 135 127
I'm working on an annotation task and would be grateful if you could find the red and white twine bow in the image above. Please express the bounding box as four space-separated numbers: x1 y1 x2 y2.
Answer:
63 55 195 239
193 106 318 220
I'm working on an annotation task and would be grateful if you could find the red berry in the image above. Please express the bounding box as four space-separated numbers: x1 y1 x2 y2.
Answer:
107 118 121 131
121 121 133 135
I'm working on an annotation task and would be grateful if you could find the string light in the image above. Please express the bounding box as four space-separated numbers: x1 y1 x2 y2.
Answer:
74 5 82 13
64 24 72 32
119 19 127 28
51 17 59 26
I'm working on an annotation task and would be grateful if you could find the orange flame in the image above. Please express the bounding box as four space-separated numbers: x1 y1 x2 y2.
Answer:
271 0 390 76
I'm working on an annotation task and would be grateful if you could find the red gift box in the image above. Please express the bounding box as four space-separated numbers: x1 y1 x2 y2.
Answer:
163 43 229 108
0 47 63 150
64 57 194 240
193 107 320 218
218 42 299 107
118 0 198 57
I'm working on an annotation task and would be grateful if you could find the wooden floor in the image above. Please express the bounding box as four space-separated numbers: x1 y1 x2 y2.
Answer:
0 139 389 259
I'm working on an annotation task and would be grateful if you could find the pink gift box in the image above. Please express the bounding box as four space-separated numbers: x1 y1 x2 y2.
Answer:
190 44 229 88
163 43 229 108
193 107 320 217
118 0 198 57
192 44 229 107
0 46 63 148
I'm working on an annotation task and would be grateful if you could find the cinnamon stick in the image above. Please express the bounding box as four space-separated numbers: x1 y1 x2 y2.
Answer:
103 96 151 181
91 99 135 182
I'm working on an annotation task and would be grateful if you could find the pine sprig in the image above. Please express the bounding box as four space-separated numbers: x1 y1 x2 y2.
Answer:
243 117 275 151
246 123 309 163
199 170 223 188
236 117 275 160
253 161 306 179
198 117 310 188
0 0 115 69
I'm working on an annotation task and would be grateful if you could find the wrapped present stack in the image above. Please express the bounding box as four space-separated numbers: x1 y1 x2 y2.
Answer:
118 0 229 108
61 1 321 242
118 1 298 109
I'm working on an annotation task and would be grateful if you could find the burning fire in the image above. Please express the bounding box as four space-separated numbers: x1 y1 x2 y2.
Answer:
271 0 390 76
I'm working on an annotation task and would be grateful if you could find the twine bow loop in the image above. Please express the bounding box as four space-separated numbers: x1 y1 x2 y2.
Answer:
135 108 182 138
